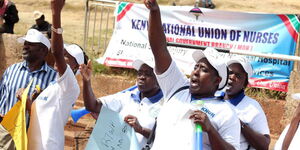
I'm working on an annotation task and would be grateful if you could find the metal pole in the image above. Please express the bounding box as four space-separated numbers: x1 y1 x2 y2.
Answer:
104 7 111 51
91 5 98 53
97 5 104 50
83 0 90 51
167 42 300 62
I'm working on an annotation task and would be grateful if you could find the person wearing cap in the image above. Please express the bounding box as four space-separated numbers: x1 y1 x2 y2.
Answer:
31 10 52 38
25 0 89 149
144 0 240 149
224 56 270 150
0 28 56 149
274 102 300 150
80 58 163 147
0 0 19 34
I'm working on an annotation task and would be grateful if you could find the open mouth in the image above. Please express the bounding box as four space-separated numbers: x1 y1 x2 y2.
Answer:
190 77 199 87
22 51 29 56
137 81 145 86
226 82 233 89
22 48 29 55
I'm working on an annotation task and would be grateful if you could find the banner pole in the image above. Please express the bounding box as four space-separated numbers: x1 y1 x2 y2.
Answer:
83 0 90 51
167 42 300 62
295 24 300 71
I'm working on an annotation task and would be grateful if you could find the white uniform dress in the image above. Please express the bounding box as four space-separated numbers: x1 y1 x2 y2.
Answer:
28 66 80 150
99 87 163 147
274 123 300 150
151 61 241 150
227 92 270 150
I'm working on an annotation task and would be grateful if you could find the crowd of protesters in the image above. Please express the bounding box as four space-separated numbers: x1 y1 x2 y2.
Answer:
0 0 299 150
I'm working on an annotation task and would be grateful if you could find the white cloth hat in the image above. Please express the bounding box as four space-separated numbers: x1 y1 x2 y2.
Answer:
64 44 85 65
132 59 154 70
17 29 51 50
192 47 228 90
33 10 44 20
226 56 253 80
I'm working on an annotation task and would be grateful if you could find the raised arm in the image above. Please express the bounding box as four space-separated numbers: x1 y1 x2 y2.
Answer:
144 0 172 74
282 103 300 150
79 61 102 113
51 0 67 76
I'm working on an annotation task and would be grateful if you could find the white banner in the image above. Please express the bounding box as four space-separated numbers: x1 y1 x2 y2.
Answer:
99 2 300 91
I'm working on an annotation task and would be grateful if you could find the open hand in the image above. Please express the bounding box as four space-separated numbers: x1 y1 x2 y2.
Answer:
144 0 159 11
189 110 213 132
79 60 92 82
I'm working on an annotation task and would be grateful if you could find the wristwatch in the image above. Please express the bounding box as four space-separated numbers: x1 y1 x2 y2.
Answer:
51 26 63 34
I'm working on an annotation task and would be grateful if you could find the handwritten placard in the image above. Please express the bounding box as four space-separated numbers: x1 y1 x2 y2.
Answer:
85 107 140 150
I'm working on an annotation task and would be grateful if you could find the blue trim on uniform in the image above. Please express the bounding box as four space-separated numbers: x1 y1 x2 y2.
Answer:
215 91 225 98
120 85 138 93
131 89 163 104
228 91 245 106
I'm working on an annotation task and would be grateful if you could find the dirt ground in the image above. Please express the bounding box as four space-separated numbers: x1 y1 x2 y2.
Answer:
63 75 286 150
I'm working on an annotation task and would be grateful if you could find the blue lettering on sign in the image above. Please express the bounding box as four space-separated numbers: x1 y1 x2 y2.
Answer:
131 19 148 30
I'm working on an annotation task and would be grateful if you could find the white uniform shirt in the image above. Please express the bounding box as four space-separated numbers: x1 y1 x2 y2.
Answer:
28 66 80 150
274 123 300 150
227 93 270 150
99 88 163 147
151 61 240 150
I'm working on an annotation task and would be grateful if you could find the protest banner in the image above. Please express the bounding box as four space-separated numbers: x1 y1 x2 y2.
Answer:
99 2 300 92
86 107 140 150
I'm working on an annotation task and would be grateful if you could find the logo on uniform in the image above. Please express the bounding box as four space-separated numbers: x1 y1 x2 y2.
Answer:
38 96 48 101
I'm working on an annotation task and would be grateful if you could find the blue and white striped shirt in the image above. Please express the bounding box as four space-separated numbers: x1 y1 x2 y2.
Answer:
0 61 57 115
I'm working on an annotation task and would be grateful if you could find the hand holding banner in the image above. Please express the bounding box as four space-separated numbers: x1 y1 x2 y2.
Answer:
85 107 140 150
1 80 33 150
